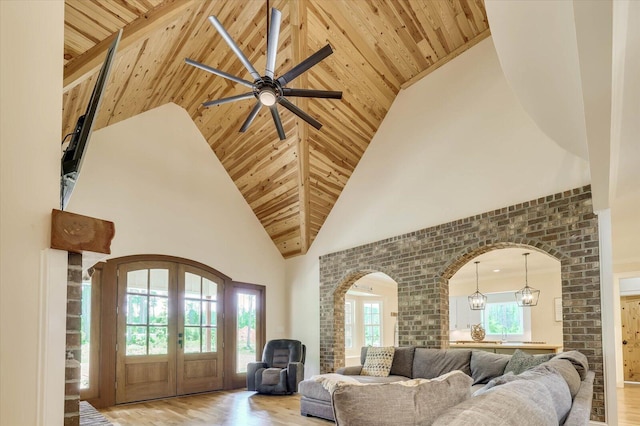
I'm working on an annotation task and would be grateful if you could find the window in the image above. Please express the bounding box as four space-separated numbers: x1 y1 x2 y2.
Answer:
345 300 355 349
125 268 170 355
363 301 382 346
483 292 531 341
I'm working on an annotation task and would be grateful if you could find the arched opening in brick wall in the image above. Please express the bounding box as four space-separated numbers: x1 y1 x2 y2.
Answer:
443 244 564 345
344 272 399 366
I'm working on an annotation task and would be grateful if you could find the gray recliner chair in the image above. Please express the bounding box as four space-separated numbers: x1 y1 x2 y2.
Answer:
247 339 306 395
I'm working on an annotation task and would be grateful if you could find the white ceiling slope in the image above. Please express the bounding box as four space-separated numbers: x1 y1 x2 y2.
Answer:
486 0 616 211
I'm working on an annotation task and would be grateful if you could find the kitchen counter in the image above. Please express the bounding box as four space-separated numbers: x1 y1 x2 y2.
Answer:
449 341 563 354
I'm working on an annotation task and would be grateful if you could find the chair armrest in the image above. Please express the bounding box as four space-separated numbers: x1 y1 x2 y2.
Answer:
336 365 363 375
287 362 305 392
246 362 267 391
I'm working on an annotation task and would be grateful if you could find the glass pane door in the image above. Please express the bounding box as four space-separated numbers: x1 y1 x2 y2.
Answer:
236 292 257 373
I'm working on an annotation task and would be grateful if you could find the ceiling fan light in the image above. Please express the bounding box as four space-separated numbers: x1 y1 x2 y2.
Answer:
258 89 277 106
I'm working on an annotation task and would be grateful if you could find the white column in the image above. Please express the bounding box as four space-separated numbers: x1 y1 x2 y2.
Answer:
597 209 618 425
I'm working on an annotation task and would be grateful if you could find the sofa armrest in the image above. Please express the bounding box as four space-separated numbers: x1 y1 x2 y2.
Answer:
287 362 304 392
246 361 267 391
336 365 363 375
562 370 595 426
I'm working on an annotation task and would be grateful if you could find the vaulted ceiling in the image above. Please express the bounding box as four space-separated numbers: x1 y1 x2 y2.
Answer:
62 0 490 258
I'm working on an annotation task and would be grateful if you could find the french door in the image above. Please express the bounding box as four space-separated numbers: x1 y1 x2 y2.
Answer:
115 261 224 403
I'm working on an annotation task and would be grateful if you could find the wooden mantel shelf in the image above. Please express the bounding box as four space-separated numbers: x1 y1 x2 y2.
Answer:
51 209 115 254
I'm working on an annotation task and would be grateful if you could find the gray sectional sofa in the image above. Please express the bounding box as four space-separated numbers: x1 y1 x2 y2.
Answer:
299 346 594 425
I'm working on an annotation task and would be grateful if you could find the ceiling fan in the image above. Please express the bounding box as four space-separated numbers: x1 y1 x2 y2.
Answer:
185 7 342 140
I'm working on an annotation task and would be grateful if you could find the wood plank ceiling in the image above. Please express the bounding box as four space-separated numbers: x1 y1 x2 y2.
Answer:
62 0 490 258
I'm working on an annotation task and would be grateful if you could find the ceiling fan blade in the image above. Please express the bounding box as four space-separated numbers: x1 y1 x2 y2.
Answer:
282 88 343 99
270 106 286 140
277 44 334 86
202 92 255 107
208 15 261 81
278 97 322 130
185 58 254 89
265 8 282 79
240 101 262 133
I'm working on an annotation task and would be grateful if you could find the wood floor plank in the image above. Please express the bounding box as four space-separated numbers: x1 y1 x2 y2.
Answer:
99 389 329 425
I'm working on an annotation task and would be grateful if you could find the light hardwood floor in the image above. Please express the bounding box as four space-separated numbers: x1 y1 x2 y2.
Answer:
99 386 640 425
99 389 329 425
617 383 640 426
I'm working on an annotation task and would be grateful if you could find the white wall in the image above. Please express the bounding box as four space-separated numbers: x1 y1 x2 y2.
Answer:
0 1 67 424
67 103 289 340
286 37 590 377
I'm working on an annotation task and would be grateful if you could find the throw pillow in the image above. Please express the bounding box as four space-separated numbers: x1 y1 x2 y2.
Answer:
331 370 472 426
361 346 395 377
546 358 582 398
503 349 555 375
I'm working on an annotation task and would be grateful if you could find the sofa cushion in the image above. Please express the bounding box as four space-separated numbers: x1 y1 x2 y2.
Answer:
433 378 558 426
545 358 582 398
470 350 510 385
390 346 416 378
361 346 395 377
473 364 572 423
503 349 555 375
332 371 472 426
553 350 589 380
413 349 472 379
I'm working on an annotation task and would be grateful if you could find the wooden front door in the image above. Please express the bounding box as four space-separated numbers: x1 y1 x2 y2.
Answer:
621 295 640 382
116 261 224 403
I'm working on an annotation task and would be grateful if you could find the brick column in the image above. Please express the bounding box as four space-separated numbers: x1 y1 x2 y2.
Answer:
65 252 82 426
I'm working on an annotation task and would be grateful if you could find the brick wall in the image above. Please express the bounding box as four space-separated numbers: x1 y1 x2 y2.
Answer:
319 185 604 422
65 252 82 426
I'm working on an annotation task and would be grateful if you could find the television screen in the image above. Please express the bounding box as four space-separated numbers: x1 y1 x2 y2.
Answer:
60 29 122 210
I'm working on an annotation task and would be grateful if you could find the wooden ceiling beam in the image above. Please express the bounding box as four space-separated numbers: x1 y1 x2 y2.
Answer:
63 0 194 92
290 0 311 254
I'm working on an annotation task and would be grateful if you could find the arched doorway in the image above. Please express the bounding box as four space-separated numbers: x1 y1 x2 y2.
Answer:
448 247 563 347
344 273 398 366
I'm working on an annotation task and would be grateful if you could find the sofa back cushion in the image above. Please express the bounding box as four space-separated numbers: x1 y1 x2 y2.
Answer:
470 350 510 385
545 358 582 398
331 370 472 426
433 378 558 426
390 346 416 377
412 349 472 379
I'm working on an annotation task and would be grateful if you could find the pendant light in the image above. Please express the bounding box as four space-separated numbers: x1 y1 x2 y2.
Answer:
468 261 487 310
515 252 540 307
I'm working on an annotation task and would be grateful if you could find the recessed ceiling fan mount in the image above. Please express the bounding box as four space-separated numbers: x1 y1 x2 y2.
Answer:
185 7 342 140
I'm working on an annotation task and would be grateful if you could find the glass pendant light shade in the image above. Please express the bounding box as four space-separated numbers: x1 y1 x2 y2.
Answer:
515 252 540 307
468 261 487 310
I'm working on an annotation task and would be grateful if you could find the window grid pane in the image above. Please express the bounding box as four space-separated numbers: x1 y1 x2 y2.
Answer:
183 272 218 354
363 302 382 346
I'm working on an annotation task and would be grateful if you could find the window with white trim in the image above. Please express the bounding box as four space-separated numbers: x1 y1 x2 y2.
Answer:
345 299 355 349
483 292 531 341
363 301 382 346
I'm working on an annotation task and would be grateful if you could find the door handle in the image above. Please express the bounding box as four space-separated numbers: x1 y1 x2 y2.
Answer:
623 340 628 345
178 332 183 348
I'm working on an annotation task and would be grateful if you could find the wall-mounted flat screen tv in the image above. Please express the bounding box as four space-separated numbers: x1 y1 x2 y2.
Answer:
60 29 122 210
